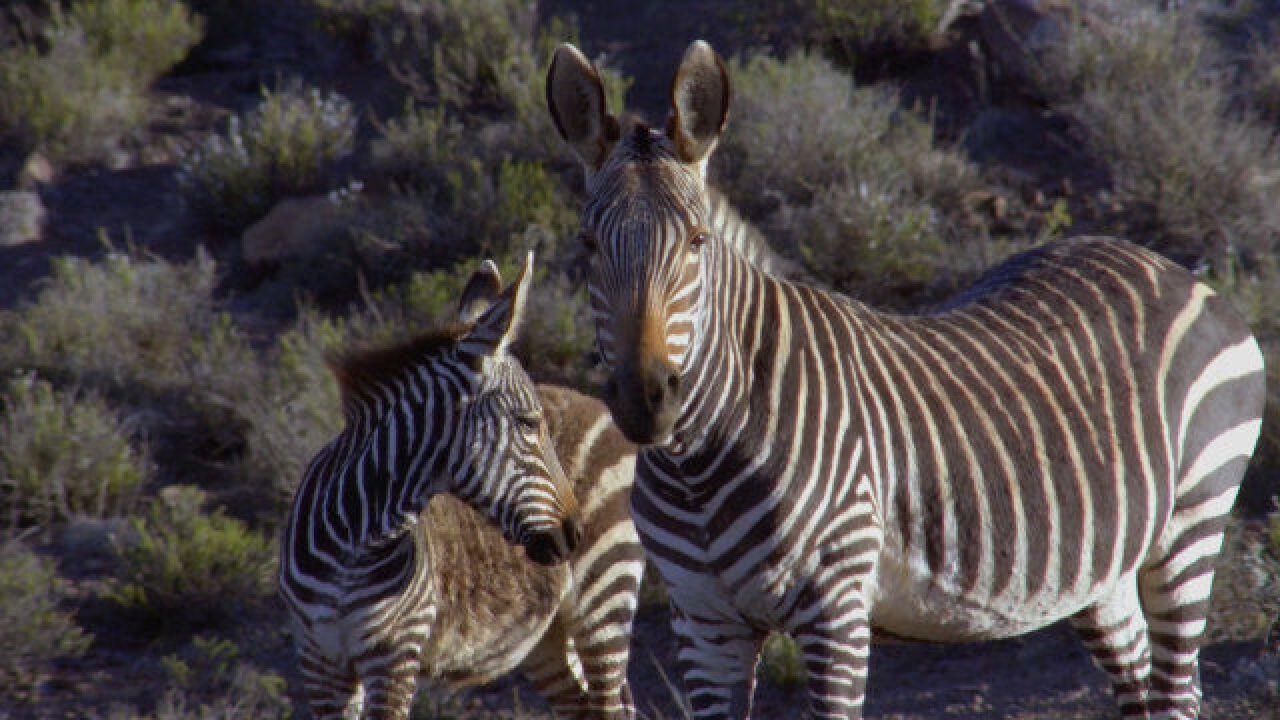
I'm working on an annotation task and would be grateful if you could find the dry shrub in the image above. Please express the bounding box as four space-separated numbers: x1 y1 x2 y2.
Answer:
717 50 989 307
0 539 91 701
0 373 147 528
179 83 357 230
0 0 201 165
1035 5 1280 263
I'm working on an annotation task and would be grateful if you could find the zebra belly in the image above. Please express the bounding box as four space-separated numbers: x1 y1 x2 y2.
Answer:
421 606 560 688
870 546 1102 642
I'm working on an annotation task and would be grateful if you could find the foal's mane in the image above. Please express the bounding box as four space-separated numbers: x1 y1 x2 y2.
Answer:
330 324 469 409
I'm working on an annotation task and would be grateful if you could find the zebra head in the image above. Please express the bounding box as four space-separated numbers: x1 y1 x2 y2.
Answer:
448 254 582 565
547 40 729 447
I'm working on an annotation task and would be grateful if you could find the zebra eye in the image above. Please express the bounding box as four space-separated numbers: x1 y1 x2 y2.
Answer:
690 231 710 249
578 231 598 254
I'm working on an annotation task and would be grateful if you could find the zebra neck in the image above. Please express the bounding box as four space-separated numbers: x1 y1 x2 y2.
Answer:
661 243 777 478
329 374 450 553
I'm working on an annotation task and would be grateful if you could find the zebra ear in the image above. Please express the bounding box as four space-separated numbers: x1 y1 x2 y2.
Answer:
458 259 503 325
547 42 620 175
460 252 533 364
666 40 730 172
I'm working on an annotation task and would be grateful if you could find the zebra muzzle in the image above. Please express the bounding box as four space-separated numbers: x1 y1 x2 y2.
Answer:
523 516 582 565
603 361 682 445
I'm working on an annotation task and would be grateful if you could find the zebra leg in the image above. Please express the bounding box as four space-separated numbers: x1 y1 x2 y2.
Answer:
354 646 422 720
574 606 640 718
1138 512 1232 719
672 605 764 719
791 592 873 720
521 616 590 719
295 643 363 720
1070 581 1153 718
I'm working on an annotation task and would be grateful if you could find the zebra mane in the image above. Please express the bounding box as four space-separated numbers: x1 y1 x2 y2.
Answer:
330 324 469 410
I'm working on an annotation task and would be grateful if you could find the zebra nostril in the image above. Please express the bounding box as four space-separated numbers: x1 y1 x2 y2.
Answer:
647 384 664 409
666 373 679 393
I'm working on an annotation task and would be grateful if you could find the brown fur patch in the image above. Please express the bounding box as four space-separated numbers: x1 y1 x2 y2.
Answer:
330 324 469 410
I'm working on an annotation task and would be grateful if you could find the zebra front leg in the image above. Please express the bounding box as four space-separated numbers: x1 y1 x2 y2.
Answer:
672 605 764 719
1070 581 1153 718
295 644 364 720
576 612 640 718
791 591 872 720
354 645 422 720
521 616 590 718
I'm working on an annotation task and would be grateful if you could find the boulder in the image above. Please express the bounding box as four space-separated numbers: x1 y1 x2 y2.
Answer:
979 0 1076 89
241 194 343 264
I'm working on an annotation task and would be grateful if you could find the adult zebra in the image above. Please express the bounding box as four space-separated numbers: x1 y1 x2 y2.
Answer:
280 255 644 720
547 41 1266 719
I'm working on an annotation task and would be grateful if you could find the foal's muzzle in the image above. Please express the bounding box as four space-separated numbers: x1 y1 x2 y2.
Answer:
523 516 582 566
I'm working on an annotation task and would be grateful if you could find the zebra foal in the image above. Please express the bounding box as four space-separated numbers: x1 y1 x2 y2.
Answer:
280 255 644 719
547 41 1266 719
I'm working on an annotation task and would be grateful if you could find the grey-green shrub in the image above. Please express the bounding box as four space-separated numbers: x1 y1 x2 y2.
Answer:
0 0 201 165
234 311 344 509
108 486 276 629
1035 6 1280 262
0 540 91 700
1208 513 1280 643
0 248 259 427
732 0 944 65
180 83 357 230
0 373 147 527
718 50 986 306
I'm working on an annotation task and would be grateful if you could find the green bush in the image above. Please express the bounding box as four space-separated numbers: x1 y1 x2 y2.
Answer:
0 373 147 528
141 635 291 720
180 83 357 230
59 0 203 77
107 486 276 630
0 540 91 701
0 0 201 165
758 632 806 690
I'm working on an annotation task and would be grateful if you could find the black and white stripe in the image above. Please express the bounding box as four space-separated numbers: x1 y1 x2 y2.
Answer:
280 258 644 719
549 41 1266 720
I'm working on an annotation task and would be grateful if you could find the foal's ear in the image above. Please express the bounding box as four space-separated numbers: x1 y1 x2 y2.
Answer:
666 40 730 173
547 42 620 176
459 252 534 364
458 260 503 325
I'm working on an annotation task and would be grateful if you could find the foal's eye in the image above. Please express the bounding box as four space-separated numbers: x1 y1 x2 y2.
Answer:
690 231 710 249
578 231 598 253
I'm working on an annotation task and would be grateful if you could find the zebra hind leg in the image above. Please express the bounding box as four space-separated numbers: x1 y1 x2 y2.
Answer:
1138 510 1234 719
1070 581 1153 719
